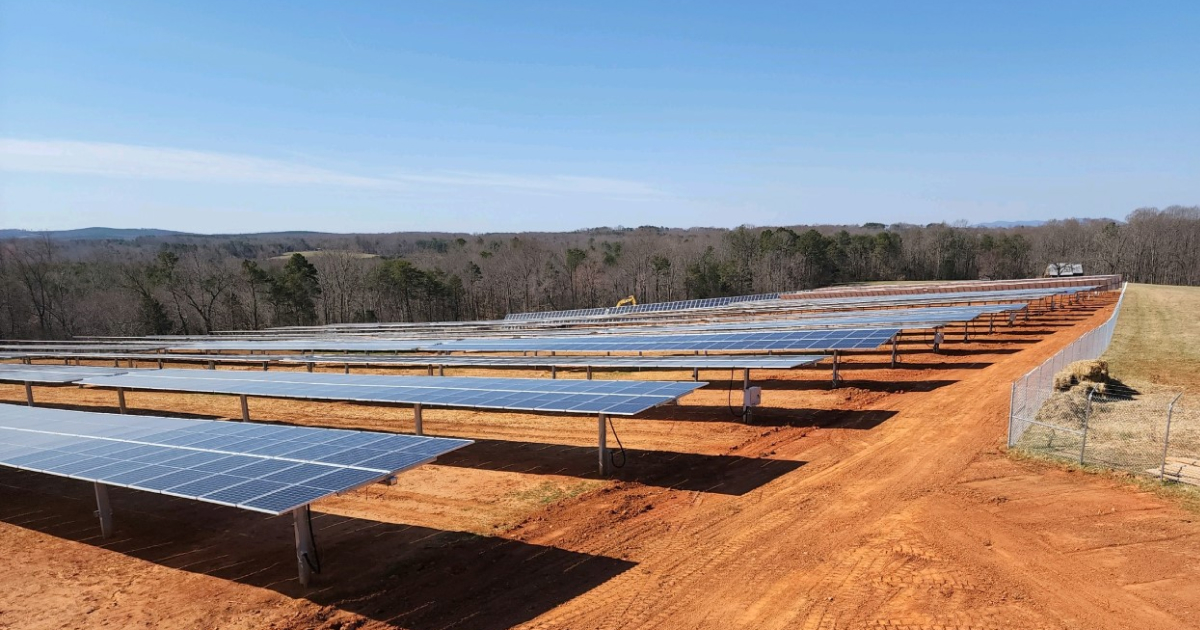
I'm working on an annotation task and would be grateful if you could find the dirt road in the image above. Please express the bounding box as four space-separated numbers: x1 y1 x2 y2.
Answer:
3 294 1198 630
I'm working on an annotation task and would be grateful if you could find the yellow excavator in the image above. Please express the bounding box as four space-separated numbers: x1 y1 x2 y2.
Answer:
615 295 638 307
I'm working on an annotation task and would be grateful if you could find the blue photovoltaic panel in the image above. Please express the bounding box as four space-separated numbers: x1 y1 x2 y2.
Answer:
577 304 1028 335
76 369 707 416
301 354 828 370
1 353 827 371
0 405 472 515
168 339 439 352
431 328 899 353
0 364 131 384
503 293 781 321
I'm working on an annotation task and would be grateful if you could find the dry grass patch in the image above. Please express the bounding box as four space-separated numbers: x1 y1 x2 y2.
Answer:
1106 283 1200 393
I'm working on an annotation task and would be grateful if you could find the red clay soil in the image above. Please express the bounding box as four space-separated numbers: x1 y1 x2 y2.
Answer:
3 294 1199 630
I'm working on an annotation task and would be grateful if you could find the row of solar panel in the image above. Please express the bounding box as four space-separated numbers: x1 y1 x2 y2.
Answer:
432 328 899 352
503 293 781 321
0 405 471 514
2 353 826 370
77 369 708 416
569 304 1025 337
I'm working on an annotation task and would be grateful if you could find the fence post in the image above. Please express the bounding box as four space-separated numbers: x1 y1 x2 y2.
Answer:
1008 381 1017 447
1080 388 1095 465
1159 393 1184 482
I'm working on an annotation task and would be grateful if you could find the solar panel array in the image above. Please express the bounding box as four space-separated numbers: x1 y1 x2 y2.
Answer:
0 405 471 515
434 328 899 352
78 369 706 416
1 353 826 371
0 364 130 384
302 354 827 370
170 339 437 352
504 293 780 321
578 304 1027 336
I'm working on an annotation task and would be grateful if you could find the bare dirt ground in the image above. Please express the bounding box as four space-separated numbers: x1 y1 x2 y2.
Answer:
4 292 1200 630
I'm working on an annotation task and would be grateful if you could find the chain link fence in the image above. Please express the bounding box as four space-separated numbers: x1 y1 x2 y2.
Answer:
1008 283 1200 484
1008 283 1126 447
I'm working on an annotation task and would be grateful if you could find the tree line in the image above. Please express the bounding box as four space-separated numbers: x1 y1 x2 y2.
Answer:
1 206 1197 339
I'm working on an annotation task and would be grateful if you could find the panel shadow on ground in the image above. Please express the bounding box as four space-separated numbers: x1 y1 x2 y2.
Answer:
436 437 806 495
0 469 634 630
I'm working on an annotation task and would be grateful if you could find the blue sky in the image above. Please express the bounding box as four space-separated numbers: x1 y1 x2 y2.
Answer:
1 1 1198 233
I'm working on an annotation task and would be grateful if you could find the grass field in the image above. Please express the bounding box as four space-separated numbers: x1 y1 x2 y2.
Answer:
1105 283 1200 392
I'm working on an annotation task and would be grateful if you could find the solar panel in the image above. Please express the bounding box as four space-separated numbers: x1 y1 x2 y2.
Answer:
76 369 707 416
0 404 472 515
169 339 439 352
574 304 1026 335
0 344 167 353
0 353 825 371
432 328 899 353
504 293 780 321
301 354 827 370
0 364 130 384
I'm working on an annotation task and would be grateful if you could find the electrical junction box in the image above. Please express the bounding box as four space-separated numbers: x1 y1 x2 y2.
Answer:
743 386 762 407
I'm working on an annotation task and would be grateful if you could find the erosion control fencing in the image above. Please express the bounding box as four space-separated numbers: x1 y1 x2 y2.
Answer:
1008 283 1126 447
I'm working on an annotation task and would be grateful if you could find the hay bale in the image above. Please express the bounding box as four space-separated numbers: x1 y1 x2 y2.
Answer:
1053 359 1109 391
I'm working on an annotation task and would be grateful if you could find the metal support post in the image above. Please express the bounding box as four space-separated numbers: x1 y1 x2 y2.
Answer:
293 507 315 587
692 367 699 381
586 366 593 380
1160 393 1184 481
414 403 424 436
263 362 269 371
831 351 841 388
742 368 752 422
963 322 970 342
598 414 609 476
24 382 34 407
239 395 250 422
157 359 164 369
207 360 215 370
117 389 127 414
306 363 314 373
988 313 994 334
1080 389 1095 465
551 366 557 379
344 363 350 374
890 336 898 368
426 366 434 376
94 482 114 538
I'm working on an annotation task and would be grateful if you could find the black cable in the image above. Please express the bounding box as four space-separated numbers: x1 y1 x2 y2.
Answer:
607 415 627 469
302 505 322 574
726 368 747 419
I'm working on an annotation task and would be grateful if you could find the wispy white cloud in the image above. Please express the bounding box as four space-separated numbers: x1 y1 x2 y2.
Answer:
391 170 663 197
0 139 388 188
0 138 662 198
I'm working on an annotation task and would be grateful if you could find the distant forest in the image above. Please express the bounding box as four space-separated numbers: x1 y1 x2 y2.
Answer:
1 206 1197 339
